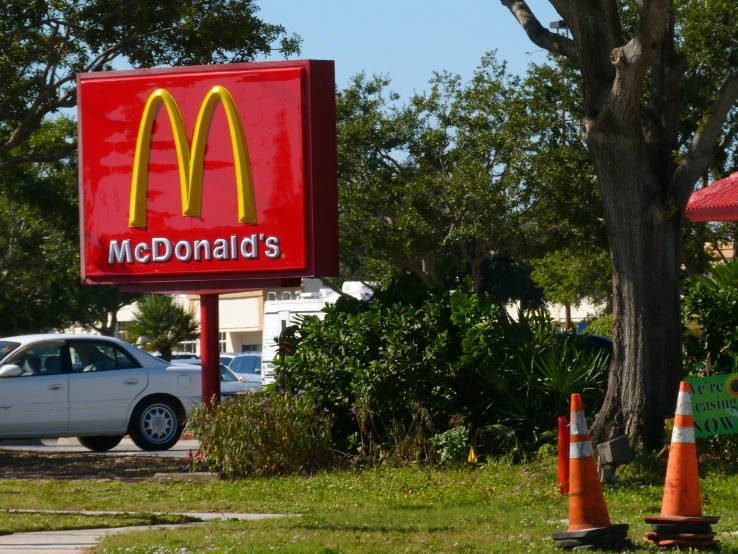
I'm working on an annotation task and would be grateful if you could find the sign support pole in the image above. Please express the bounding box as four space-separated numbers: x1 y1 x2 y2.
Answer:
200 294 221 404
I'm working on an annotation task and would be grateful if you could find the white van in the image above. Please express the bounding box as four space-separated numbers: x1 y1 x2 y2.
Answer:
260 280 372 385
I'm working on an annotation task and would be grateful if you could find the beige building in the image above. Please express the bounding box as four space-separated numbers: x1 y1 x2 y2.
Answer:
96 280 331 355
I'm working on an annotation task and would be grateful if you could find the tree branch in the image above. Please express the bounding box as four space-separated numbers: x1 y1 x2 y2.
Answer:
316 278 361 302
0 141 77 171
499 0 578 63
605 0 670 125
671 70 738 208
1 25 183 158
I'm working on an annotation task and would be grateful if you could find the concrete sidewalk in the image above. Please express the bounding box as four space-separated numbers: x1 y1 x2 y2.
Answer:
0 438 200 458
0 523 192 553
0 511 289 553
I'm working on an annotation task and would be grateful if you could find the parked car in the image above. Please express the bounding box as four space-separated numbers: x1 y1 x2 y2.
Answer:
560 332 613 358
219 353 237 367
0 334 202 452
582 333 613 357
219 363 253 395
166 357 202 366
226 352 263 391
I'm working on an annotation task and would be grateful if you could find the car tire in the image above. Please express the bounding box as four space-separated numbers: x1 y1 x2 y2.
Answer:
78 435 124 452
128 397 183 451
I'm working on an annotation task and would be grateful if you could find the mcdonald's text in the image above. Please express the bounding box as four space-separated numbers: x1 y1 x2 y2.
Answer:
108 234 281 265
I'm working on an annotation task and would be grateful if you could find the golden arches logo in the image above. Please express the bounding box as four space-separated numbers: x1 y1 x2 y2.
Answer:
128 86 256 228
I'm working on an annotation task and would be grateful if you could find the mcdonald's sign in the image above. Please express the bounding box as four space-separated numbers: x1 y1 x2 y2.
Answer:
78 60 338 293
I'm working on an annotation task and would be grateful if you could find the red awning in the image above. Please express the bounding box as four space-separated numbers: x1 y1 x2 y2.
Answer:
686 171 738 222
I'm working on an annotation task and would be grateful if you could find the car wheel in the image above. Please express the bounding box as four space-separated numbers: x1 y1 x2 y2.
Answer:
78 435 124 452
129 397 183 451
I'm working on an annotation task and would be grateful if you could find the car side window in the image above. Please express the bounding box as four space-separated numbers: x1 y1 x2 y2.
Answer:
6 341 67 377
69 341 142 373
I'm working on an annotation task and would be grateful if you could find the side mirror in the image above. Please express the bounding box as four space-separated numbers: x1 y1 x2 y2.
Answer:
0 364 22 377
254 368 261 374
238 376 247 383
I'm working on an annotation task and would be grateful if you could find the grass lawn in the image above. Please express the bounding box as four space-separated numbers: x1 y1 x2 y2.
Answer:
2 452 738 553
0 511 195 535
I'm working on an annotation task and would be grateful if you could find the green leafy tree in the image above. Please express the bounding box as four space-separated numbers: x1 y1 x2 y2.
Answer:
124 294 199 362
531 247 612 315
338 53 576 293
338 53 609 304
500 0 738 449
0 116 137 334
340 54 532 292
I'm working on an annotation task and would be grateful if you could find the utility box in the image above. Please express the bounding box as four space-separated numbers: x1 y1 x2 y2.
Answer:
598 436 632 465
597 435 632 484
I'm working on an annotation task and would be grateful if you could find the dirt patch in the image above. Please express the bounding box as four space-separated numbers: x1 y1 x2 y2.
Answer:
0 450 189 481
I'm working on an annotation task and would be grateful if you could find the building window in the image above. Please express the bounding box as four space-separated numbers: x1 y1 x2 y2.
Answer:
179 340 197 353
219 332 227 353
242 345 259 352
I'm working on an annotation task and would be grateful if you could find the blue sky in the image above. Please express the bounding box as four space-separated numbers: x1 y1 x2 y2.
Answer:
257 0 562 99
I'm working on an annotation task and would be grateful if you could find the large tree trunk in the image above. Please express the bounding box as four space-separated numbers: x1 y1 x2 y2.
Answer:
588 138 683 452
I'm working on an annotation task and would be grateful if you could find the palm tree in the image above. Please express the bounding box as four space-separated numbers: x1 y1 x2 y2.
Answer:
125 295 199 362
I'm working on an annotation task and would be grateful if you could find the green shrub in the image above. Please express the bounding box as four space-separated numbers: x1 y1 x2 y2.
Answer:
188 392 334 477
429 426 470 466
586 314 613 338
461 310 609 457
683 260 738 374
276 294 464 459
274 280 609 463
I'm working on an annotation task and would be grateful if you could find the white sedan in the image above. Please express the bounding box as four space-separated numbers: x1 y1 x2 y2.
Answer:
0 334 202 451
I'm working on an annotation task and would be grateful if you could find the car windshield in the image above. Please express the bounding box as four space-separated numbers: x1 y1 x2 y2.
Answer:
230 355 261 374
0 341 20 362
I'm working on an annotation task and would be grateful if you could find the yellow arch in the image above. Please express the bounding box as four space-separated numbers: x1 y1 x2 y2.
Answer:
128 86 257 228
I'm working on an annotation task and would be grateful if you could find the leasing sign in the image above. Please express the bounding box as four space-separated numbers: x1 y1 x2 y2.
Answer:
684 374 738 438
77 60 338 292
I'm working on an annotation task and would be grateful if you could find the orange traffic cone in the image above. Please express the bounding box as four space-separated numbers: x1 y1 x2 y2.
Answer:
552 394 629 550
663 381 702 518
643 382 719 548
568 394 611 530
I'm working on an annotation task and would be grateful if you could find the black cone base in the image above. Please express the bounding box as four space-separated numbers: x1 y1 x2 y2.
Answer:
642 518 719 549
552 524 630 550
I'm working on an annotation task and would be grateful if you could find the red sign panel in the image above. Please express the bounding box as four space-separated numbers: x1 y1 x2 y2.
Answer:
78 60 337 292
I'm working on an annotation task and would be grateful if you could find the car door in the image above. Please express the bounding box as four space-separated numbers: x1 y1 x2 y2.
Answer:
67 339 148 432
0 340 69 436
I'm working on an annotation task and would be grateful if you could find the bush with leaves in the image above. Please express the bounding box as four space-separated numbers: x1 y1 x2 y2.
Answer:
683 261 738 374
587 314 613 339
188 392 333 477
429 426 470 466
460 310 610 457
275 279 609 462
276 292 463 459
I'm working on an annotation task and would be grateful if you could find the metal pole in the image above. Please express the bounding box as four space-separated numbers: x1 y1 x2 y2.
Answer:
558 415 570 494
200 294 221 404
